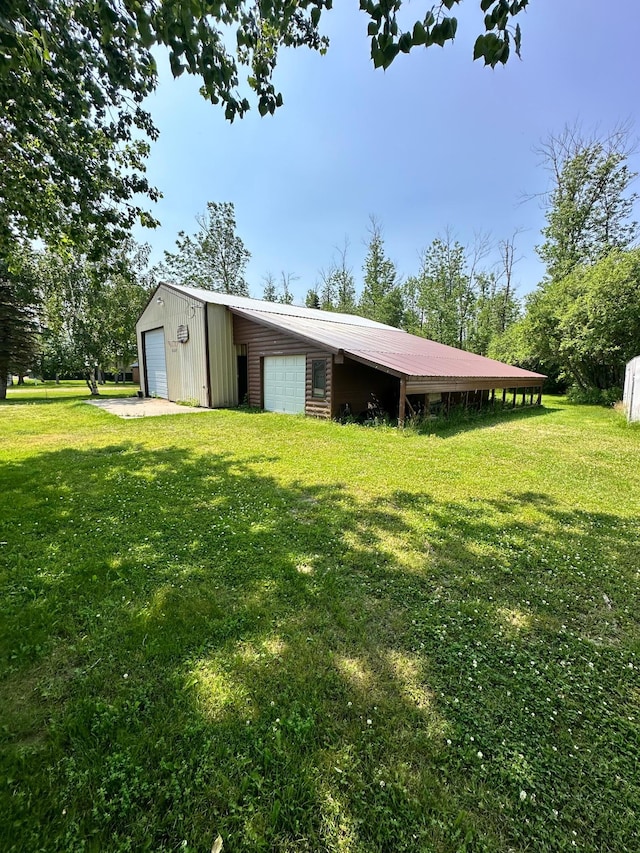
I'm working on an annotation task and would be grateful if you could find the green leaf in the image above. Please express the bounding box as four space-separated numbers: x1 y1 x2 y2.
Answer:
382 42 399 68
136 13 154 49
169 53 184 77
473 34 486 61
412 21 427 46
367 21 379 36
371 40 384 69
398 32 412 53
480 0 494 10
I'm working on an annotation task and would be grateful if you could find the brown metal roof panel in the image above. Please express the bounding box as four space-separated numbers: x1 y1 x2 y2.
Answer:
231 307 546 381
347 348 545 380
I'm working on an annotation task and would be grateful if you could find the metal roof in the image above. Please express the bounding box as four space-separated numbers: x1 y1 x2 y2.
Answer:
161 283 397 330
159 283 544 382
231 307 545 381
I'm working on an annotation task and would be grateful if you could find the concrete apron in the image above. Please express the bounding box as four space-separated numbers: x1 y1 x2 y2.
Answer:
86 397 212 419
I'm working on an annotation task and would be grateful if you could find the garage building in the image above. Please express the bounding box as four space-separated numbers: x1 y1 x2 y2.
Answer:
136 283 545 422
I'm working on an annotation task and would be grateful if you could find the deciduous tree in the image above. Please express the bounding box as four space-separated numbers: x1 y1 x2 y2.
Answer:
158 202 250 295
536 125 639 281
524 250 640 391
40 241 151 393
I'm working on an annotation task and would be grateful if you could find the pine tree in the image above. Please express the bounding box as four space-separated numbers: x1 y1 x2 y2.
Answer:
359 218 403 327
0 248 40 399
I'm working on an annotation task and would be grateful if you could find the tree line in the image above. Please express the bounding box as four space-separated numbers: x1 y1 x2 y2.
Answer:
2 123 638 401
155 123 640 400
298 222 520 360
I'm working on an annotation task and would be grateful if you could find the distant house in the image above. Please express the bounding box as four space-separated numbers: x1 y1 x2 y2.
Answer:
623 356 640 422
135 283 545 423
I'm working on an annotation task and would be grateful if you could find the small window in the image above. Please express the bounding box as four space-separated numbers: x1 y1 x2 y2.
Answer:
312 359 327 398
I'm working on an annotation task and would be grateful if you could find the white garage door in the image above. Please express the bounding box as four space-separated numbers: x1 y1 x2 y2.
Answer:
144 328 168 399
264 355 305 414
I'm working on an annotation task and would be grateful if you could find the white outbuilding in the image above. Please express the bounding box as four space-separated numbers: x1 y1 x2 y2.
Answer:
623 356 640 422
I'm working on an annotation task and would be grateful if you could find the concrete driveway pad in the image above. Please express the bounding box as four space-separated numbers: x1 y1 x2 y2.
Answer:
86 397 212 418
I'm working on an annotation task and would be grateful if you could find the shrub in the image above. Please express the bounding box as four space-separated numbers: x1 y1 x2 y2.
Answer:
566 385 622 407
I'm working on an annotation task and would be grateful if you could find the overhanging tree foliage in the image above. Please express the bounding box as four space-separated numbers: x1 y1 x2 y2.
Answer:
0 0 160 254
1 1 531 252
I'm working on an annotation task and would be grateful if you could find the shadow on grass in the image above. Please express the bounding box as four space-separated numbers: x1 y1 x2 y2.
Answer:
404 402 559 438
0 444 638 852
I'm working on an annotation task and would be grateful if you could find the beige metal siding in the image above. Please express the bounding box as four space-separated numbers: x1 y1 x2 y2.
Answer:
136 285 209 407
207 304 238 407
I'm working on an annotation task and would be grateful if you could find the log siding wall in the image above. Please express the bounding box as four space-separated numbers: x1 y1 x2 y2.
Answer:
232 314 332 418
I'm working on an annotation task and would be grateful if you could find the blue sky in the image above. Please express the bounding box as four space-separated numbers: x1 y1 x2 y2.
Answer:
135 0 640 304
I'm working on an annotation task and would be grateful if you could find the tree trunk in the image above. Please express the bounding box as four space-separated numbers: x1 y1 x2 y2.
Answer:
85 367 99 395
0 371 7 401
17 374 24 385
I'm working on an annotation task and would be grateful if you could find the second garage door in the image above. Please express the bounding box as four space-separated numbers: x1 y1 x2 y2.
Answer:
263 355 305 414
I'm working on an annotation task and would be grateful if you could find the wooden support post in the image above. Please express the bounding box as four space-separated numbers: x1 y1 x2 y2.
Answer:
398 376 407 427
464 390 469 410
424 393 430 415
502 387 507 407
537 386 542 406
529 388 534 406
512 388 517 408
491 388 496 409
522 388 526 406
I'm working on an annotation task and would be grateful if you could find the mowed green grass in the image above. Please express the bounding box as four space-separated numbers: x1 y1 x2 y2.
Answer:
1 387 639 852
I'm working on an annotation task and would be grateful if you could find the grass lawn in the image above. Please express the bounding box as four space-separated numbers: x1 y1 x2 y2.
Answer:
1 387 639 852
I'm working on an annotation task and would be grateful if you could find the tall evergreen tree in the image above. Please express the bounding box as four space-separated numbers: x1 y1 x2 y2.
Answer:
359 218 403 327
262 272 278 302
317 268 337 311
0 247 40 399
305 288 320 309
332 239 357 314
